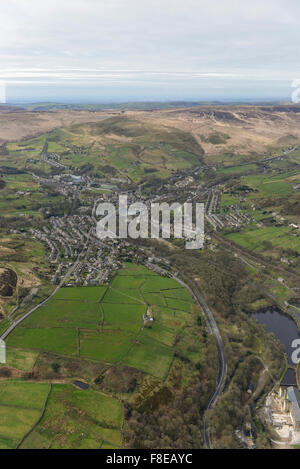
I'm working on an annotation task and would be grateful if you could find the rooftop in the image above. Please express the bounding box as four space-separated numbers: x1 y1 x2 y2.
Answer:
291 402 300 423
287 386 300 404
287 387 300 423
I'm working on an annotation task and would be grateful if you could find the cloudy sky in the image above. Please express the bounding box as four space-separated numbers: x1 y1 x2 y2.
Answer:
1 0 300 103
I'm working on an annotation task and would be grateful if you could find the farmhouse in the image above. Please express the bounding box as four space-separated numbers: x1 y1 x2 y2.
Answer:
143 308 154 325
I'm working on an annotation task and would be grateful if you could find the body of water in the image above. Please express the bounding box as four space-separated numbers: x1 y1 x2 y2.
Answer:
72 380 90 390
253 306 300 365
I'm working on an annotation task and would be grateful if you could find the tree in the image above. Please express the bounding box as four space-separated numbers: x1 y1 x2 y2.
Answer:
51 362 61 373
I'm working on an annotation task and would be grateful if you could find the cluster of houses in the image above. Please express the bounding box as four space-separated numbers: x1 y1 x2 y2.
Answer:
32 213 122 286
205 187 254 231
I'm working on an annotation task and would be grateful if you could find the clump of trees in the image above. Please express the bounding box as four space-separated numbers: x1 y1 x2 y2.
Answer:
124 331 218 449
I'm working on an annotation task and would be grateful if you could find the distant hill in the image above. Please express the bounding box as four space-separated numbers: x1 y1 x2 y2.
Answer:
1 103 300 166
19 101 244 111
8 116 204 182
0 105 24 113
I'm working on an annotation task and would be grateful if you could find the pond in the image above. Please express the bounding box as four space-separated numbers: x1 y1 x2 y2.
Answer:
72 380 90 390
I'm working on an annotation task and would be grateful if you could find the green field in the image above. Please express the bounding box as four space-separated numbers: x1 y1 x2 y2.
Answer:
13 384 123 449
0 172 63 219
0 379 122 450
54 285 107 301
7 264 199 379
217 163 257 175
222 165 300 258
0 347 39 371
241 172 294 198
220 193 239 207
0 380 50 449
225 225 300 252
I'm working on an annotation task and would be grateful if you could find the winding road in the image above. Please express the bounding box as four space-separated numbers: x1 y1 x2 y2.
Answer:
148 262 228 449
178 277 227 449
0 259 80 341
0 230 92 341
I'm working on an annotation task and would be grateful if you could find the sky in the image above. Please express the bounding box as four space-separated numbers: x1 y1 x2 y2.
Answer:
1 0 300 103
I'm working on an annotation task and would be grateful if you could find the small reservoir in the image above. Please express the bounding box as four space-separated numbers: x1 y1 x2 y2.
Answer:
252 306 300 365
72 380 90 390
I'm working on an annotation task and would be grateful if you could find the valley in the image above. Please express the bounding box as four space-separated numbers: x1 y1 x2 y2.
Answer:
1 104 300 448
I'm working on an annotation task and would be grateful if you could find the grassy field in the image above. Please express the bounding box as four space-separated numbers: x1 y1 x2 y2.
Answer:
0 380 50 449
7 264 199 380
241 172 294 198
220 193 239 207
0 347 39 371
225 225 299 251
54 286 107 301
0 172 63 218
222 165 300 258
0 375 122 450
17 384 123 449
217 163 257 175
226 224 300 263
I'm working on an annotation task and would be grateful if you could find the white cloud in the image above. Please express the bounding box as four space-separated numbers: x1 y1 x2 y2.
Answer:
1 0 300 99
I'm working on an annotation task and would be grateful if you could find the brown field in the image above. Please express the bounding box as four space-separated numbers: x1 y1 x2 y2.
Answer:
126 104 300 159
0 109 120 144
